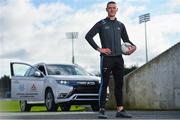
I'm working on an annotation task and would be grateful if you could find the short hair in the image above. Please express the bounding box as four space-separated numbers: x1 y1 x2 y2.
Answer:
107 1 116 8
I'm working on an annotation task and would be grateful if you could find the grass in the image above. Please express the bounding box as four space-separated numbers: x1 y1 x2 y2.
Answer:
0 100 19 112
0 100 86 112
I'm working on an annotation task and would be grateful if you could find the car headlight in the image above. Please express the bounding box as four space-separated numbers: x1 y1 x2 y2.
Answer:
56 80 69 85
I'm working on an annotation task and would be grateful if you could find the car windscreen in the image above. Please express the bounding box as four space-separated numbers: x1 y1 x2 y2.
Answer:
46 65 89 76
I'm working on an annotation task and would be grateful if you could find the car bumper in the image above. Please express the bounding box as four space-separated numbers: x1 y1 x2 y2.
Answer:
55 83 100 104
56 93 99 103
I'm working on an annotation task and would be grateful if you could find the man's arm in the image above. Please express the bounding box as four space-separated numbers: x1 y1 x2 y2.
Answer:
85 21 112 55
85 22 100 50
121 23 135 46
121 23 136 54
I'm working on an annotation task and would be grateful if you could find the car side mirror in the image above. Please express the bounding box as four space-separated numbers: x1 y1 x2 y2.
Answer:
34 71 42 77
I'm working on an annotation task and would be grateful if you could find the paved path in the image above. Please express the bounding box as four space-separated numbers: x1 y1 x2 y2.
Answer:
0 111 180 119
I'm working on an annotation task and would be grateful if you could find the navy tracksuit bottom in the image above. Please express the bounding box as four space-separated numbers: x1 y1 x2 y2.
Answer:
99 55 124 108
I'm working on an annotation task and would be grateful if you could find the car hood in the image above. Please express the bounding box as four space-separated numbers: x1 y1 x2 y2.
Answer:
47 75 100 81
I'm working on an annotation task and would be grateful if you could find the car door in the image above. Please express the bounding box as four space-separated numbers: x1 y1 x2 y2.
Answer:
10 62 45 101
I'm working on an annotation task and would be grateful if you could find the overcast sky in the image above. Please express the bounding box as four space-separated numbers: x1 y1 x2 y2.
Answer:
0 0 180 77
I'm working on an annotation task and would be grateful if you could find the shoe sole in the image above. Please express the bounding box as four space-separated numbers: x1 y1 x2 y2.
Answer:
98 115 108 119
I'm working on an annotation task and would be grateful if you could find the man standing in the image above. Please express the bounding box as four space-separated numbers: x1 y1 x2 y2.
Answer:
85 1 136 119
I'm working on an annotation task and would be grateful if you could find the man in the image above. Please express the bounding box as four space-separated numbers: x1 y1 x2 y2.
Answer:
85 1 136 119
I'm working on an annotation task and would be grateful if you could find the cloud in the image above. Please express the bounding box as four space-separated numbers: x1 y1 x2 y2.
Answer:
122 0 149 2
123 13 180 66
0 49 30 59
0 0 180 77
121 5 145 20
166 0 180 8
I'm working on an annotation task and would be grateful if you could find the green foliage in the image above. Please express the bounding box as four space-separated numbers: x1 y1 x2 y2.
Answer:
0 75 11 97
124 65 138 75
94 65 138 77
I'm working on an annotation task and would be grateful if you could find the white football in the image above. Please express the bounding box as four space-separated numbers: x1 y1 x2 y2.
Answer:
121 42 132 55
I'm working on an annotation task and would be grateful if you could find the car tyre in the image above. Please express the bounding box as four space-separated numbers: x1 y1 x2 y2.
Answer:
60 103 71 111
91 102 99 111
45 89 58 111
20 100 31 112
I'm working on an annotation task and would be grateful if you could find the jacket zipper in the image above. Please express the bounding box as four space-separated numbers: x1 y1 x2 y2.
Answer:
112 22 116 55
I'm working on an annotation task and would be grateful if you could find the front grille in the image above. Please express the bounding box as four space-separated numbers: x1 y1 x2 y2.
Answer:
76 95 98 99
66 81 100 98
69 81 98 86
73 85 99 93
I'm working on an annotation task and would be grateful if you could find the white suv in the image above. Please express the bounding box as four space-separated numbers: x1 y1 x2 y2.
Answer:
10 62 100 112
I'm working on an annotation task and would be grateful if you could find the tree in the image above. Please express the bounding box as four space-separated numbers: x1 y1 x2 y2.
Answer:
0 75 11 97
124 65 138 75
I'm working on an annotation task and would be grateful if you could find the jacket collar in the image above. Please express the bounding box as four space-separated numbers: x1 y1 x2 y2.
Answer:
106 17 117 22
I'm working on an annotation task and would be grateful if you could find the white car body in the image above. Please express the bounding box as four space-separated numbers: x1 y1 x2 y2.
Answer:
10 62 101 111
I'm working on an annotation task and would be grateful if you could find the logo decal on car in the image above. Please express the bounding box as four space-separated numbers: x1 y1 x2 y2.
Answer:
18 84 25 91
31 83 37 91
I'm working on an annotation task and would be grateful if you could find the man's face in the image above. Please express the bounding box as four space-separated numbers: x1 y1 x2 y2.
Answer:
106 3 118 17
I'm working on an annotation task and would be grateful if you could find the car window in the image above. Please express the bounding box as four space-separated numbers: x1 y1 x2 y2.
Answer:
28 68 37 77
24 68 31 77
46 65 89 76
38 65 46 75
12 64 31 77
74 66 87 75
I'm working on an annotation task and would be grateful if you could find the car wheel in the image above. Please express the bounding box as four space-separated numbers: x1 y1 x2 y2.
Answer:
20 100 31 112
91 102 99 111
60 103 71 111
45 89 58 111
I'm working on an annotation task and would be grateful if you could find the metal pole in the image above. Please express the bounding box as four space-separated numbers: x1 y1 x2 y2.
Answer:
66 32 78 64
139 13 150 63
72 35 75 64
144 22 148 62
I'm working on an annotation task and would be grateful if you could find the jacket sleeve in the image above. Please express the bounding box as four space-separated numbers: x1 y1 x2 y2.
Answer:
85 22 101 50
121 23 135 46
